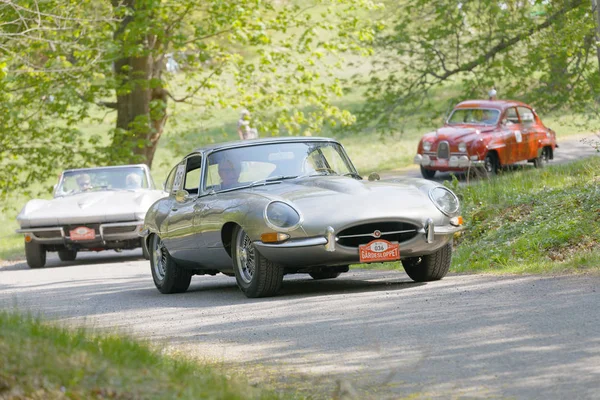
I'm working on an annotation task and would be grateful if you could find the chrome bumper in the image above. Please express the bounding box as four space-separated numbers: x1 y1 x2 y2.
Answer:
16 221 145 244
414 154 485 168
254 222 464 268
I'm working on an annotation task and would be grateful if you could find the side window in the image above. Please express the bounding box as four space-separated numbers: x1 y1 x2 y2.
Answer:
164 165 178 193
517 107 535 127
183 155 202 195
505 107 519 124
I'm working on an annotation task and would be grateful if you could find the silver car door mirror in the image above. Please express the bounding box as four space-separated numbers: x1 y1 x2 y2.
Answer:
175 189 189 203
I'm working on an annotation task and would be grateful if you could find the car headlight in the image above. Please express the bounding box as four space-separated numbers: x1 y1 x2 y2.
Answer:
458 142 467 152
429 187 460 216
265 201 302 230
422 141 432 152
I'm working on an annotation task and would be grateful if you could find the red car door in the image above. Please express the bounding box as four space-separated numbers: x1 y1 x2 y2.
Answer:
501 107 523 165
517 106 538 161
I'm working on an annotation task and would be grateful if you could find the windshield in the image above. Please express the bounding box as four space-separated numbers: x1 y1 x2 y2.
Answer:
55 166 150 197
447 108 500 126
205 141 356 193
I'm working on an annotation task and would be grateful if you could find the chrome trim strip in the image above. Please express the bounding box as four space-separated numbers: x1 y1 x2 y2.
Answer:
255 237 328 248
338 229 416 239
434 225 465 235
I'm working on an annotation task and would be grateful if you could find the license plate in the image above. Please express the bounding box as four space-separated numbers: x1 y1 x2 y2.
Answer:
359 239 400 263
435 159 448 167
69 226 96 241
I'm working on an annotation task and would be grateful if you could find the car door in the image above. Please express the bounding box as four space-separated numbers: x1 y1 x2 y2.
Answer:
163 155 205 262
500 107 523 165
517 106 538 161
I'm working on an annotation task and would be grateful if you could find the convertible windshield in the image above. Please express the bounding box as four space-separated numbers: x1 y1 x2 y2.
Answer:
205 141 356 192
55 166 150 197
447 108 500 126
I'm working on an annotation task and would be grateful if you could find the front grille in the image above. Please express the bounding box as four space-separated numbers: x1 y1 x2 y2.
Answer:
34 231 62 239
337 222 419 247
103 225 138 235
437 141 449 159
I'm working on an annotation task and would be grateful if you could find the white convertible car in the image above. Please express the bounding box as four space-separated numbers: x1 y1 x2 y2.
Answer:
16 165 167 268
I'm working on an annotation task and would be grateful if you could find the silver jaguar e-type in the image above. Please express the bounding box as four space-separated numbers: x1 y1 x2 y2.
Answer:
16 164 167 268
142 137 464 298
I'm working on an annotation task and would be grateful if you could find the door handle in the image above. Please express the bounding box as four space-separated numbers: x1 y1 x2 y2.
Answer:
171 207 178 212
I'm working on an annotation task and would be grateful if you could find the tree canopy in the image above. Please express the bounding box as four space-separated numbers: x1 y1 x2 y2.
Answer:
1 0 379 199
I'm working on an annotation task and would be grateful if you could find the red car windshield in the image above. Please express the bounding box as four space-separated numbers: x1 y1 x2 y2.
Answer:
447 108 500 126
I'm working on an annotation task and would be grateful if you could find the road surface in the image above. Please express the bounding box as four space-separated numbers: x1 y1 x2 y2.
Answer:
1 251 599 399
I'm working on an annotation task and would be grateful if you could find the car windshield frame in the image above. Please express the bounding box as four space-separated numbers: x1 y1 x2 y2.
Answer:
54 166 152 197
201 140 358 195
446 107 501 126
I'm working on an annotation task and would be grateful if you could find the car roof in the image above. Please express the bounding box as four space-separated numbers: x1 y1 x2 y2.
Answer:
454 100 532 111
185 136 341 157
61 164 149 174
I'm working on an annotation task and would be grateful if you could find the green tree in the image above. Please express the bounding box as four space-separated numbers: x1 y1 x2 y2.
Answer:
1 0 379 198
355 0 598 132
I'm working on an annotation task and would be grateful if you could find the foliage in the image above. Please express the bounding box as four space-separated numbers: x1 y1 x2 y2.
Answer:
355 0 600 133
0 310 287 399
1 0 381 200
452 157 600 274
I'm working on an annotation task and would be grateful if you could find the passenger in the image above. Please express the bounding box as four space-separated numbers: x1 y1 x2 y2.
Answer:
125 173 143 189
218 157 242 190
76 174 92 191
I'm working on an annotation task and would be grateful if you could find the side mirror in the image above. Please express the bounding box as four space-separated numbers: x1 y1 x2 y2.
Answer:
175 189 189 203
368 172 380 182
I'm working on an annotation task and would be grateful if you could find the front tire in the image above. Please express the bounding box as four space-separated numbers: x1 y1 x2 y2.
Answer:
420 166 436 179
232 226 283 298
25 241 46 269
150 234 191 294
483 152 499 177
58 249 77 262
401 242 452 282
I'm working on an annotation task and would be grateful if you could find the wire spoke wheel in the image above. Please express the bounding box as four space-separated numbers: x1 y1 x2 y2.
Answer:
235 231 256 284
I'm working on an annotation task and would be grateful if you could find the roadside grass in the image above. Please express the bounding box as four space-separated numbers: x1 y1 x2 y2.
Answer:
0 310 289 400
451 157 600 274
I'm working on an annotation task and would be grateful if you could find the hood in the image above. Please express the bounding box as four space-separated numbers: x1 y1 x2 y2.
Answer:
17 189 167 228
248 176 443 230
424 125 495 143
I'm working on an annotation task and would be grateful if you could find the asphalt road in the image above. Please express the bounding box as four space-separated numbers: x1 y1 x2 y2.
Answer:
2 134 599 399
2 251 600 399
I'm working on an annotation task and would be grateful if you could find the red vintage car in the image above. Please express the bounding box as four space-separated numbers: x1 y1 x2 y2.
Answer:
414 100 558 178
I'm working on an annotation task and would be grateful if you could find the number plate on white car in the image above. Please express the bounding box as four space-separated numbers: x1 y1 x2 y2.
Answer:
359 239 400 263
69 226 96 241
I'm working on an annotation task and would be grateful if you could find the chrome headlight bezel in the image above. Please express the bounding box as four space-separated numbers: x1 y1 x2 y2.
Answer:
422 141 432 152
458 142 467 152
428 187 460 216
264 201 303 232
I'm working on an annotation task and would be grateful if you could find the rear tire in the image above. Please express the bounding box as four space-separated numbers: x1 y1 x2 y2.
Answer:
534 147 550 168
401 242 452 282
58 249 77 262
232 226 283 298
420 166 436 179
25 241 46 269
150 234 191 294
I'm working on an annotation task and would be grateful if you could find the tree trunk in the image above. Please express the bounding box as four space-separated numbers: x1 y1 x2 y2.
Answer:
111 0 166 168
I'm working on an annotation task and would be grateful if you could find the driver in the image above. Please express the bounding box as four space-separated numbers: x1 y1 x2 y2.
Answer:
76 174 92 191
218 156 242 190
125 173 142 189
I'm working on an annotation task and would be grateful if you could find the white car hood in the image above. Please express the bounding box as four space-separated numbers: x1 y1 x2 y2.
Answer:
17 189 166 228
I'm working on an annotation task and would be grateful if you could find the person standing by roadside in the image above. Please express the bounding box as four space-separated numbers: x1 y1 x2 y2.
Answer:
237 109 259 140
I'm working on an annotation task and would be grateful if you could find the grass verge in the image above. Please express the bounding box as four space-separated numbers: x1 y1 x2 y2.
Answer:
451 157 600 274
0 311 285 400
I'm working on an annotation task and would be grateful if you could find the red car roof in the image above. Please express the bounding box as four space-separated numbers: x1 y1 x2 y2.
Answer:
454 100 531 110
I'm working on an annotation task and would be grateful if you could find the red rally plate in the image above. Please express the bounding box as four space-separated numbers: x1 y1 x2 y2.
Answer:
359 239 400 263
69 226 96 241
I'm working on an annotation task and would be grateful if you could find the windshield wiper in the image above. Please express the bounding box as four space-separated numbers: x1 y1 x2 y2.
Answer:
343 172 363 180
249 175 299 187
